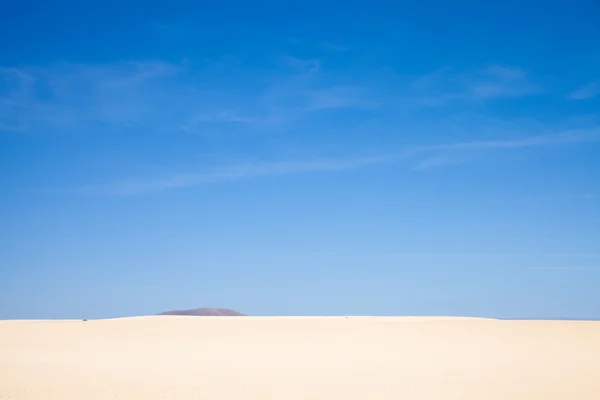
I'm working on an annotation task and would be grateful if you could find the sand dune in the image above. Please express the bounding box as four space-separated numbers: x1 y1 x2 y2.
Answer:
1 316 599 399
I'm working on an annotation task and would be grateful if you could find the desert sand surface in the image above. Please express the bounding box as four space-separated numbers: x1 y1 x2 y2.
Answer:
1 316 600 399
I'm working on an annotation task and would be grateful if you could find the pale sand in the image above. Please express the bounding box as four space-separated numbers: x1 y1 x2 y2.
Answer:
1 317 600 399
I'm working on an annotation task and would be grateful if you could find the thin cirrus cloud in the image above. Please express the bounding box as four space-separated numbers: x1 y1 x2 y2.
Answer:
422 128 600 151
471 65 539 99
3 58 599 195
1 60 544 135
82 128 600 195
0 61 184 132
412 128 600 170
410 65 539 105
568 80 600 100
0 57 372 134
0 57 561 151
81 155 391 196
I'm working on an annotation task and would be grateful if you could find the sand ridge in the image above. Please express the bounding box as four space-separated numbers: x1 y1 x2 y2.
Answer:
1 316 599 399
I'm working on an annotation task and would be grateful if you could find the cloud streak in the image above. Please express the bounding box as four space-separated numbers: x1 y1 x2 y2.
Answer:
0 56 373 135
0 61 185 132
82 155 390 195
4 58 599 195
569 80 600 100
0 60 560 137
82 128 600 195
411 65 539 105
424 128 600 152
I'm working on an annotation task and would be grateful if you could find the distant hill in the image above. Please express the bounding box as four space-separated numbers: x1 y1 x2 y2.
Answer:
157 308 246 316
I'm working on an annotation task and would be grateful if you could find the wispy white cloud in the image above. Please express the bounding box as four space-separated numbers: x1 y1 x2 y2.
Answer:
180 110 255 132
0 61 185 132
0 56 371 134
255 58 374 127
411 65 539 105
4 58 600 195
304 86 375 111
408 128 600 169
278 55 321 73
0 60 558 138
425 128 600 151
82 128 600 195
82 155 390 195
470 65 538 99
569 80 600 100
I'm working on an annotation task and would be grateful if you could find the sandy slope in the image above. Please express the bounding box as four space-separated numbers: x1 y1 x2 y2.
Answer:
1 316 599 399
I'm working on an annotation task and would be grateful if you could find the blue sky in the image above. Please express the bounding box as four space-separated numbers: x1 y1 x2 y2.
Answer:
1 0 599 319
